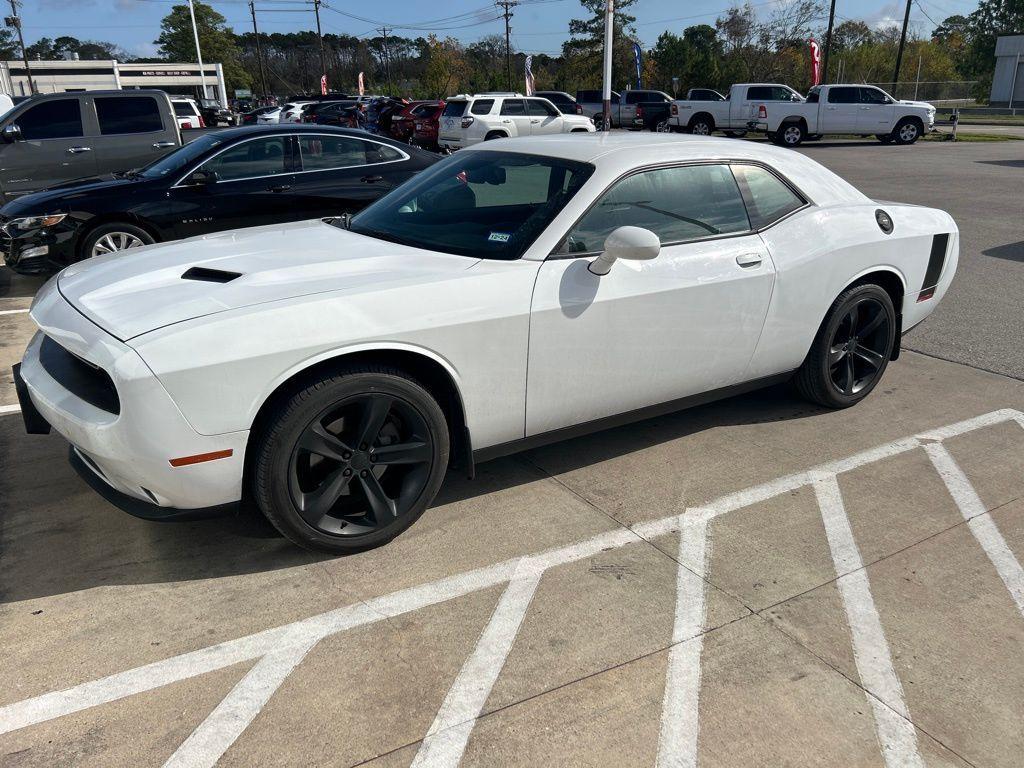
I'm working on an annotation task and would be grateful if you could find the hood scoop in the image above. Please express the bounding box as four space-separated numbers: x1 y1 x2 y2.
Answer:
181 266 242 284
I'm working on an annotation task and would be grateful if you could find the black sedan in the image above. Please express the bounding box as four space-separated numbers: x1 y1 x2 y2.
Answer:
0 125 439 274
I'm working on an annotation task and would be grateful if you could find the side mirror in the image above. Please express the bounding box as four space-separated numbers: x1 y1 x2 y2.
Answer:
186 169 217 186
2 123 23 143
588 226 661 276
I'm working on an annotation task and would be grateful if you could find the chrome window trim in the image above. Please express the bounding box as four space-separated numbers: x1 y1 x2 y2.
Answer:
293 132 410 175
546 158 812 260
170 133 295 188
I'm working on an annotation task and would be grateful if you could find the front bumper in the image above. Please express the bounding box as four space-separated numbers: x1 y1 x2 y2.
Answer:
17 281 248 509
0 219 78 274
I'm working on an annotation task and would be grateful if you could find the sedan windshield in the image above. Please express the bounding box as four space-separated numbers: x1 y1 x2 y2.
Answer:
349 151 594 260
138 134 226 179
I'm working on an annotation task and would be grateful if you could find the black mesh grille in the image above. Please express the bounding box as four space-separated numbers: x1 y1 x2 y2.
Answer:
39 336 120 415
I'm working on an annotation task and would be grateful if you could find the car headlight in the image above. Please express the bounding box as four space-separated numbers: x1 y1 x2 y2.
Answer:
7 213 67 230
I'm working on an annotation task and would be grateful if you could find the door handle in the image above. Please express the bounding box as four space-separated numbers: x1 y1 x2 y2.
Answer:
735 253 763 268
360 175 384 183
268 184 292 193
530 119 540 123
152 140 176 149
67 146 92 154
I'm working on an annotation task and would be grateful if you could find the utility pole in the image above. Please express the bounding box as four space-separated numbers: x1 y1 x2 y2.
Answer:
496 1 517 92
601 0 614 131
892 0 912 95
821 0 836 85
249 0 268 99
312 0 327 89
378 26 393 95
187 0 208 99
6 0 34 94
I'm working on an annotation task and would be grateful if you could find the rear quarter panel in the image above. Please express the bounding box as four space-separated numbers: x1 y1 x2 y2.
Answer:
745 202 958 379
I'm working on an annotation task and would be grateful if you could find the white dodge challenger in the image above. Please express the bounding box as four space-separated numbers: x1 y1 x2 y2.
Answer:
14 134 958 552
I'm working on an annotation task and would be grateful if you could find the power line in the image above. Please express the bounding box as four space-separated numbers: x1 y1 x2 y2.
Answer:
495 1 517 91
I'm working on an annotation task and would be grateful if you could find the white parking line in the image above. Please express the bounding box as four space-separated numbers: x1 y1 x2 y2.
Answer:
925 442 1024 617
814 475 924 768
656 517 710 768
412 559 543 768
0 308 30 316
0 407 1020 765
0 403 21 415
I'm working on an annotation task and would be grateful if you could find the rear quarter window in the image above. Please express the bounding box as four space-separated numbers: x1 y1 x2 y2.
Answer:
470 99 495 115
731 164 806 229
442 101 468 118
96 96 163 135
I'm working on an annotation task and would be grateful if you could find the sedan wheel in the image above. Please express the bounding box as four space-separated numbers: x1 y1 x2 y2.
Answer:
254 366 449 553
91 232 146 257
795 284 895 408
82 223 155 260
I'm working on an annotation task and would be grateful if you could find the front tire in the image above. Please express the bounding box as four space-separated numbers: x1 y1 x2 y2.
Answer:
794 284 896 409
253 365 450 553
893 118 922 145
81 222 154 260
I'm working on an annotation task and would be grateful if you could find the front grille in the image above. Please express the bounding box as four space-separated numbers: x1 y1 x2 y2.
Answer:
39 336 120 415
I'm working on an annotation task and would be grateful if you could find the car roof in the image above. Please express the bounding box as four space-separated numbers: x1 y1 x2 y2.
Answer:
462 133 869 207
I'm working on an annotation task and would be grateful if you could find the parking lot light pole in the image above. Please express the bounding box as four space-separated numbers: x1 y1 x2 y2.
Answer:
187 0 208 100
6 0 34 95
249 0 269 98
821 0 836 85
601 0 614 131
892 0 912 95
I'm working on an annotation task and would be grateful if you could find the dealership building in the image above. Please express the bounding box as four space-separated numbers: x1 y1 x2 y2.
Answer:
0 59 228 106
990 34 1024 108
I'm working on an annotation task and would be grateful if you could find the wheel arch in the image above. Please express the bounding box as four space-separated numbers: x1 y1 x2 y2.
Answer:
484 129 509 140
840 266 907 360
76 213 162 259
688 111 715 130
243 344 474 496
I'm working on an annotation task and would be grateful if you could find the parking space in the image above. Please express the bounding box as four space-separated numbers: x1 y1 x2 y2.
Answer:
2 140 1024 767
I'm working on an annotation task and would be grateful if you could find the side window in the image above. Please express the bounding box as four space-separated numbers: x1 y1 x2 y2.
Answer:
441 101 467 118
624 91 640 104
860 87 888 104
746 87 771 101
199 137 287 181
527 99 558 117
299 135 373 170
772 87 796 101
499 99 526 116
471 99 495 115
805 88 820 104
15 99 83 140
96 96 163 135
827 87 858 104
557 164 750 254
731 164 805 229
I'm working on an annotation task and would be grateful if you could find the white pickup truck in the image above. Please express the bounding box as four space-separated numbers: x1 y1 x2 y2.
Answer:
750 84 936 146
667 83 804 136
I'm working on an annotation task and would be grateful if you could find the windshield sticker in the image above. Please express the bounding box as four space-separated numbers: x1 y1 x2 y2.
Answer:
488 232 511 243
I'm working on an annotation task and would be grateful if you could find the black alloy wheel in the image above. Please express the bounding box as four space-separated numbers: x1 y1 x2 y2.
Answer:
826 298 891 397
254 366 449 553
795 284 896 408
288 393 433 536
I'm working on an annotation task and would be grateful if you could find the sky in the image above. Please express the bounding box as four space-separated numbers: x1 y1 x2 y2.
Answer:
20 0 977 60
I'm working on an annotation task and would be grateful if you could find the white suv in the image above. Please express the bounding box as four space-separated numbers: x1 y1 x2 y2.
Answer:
438 93 595 150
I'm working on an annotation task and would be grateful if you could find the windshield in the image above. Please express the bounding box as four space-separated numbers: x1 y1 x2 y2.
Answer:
138 133 225 179
349 150 594 260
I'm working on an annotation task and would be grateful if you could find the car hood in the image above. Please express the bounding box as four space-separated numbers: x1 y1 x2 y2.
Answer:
56 219 479 341
2 175 151 215
898 99 935 111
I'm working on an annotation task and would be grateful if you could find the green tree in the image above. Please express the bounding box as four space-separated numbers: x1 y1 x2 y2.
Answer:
422 35 469 99
563 0 639 90
155 1 250 91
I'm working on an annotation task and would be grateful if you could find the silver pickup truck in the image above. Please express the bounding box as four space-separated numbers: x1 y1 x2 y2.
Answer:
668 83 804 136
0 90 182 203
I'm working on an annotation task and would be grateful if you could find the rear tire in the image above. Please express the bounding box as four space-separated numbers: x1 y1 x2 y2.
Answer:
775 122 805 147
794 284 896 409
253 365 450 553
688 116 714 135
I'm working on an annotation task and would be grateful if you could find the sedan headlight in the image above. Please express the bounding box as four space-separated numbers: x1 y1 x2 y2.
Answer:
7 213 67 231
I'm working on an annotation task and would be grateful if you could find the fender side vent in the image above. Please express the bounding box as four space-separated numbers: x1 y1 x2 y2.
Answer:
182 266 242 283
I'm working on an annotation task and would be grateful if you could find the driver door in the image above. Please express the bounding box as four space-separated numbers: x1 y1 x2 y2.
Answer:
857 87 895 133
526 98 563 135
525 163 776 435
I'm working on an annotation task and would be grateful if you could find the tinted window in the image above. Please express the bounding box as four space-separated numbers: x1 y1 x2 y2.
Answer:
471 99 495 115
527 99 558 117
173 101 198 116
15 99 83 140
860 87 889 104
539 93 570 106
96 96 163 134
576 90 600 102
805 88 820 104
624 91 642 104
442 101 467 117
746 87 772 101
200 136 287 181
299 135 401 170
140 133 225 179
500 99 526 116
774 87 798 101
350 151 593 260
558 164 750 254
827 87 859 104
731 164 805 229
